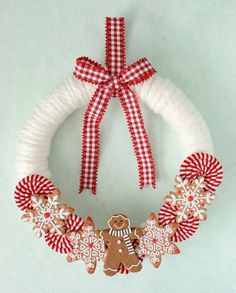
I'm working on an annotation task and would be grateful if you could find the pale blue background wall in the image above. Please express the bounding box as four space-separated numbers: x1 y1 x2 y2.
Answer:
1 0 235 292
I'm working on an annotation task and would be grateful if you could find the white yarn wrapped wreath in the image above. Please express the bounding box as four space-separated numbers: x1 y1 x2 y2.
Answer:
16 75 213 180
15 74 223 275
14 16 224 276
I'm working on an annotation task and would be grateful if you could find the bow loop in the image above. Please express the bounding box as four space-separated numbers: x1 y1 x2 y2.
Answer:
73 56 110 85
120 58 156 86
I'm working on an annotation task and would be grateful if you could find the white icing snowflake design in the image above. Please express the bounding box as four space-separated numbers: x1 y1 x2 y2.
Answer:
136 215 179 268
165 176 216 222
80 225 105 270
67 222 105 273
22 191 72 238
67 232 81 262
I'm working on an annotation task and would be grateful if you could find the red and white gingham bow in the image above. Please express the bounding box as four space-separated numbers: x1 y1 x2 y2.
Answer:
74 17 156 194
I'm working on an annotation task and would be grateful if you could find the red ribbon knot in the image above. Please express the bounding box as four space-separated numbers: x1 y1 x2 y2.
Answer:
74 17 157 194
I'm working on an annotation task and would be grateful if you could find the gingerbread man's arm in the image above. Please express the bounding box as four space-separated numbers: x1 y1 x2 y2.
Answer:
130 227 143 240
96 229 112 242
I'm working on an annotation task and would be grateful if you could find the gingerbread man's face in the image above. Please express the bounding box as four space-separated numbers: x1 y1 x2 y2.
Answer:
108 214 130 230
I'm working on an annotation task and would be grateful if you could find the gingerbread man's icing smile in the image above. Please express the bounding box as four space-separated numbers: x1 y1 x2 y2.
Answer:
108 215 129 230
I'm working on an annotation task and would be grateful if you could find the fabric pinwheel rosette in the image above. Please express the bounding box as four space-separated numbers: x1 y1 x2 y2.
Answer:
14 17 223 276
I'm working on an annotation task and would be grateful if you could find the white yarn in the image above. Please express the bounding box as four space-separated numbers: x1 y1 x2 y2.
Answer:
135 77 213 156
16 76 213 180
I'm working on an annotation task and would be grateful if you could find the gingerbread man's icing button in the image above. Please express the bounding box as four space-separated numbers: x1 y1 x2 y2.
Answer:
118 248 123 253
117 240 121 244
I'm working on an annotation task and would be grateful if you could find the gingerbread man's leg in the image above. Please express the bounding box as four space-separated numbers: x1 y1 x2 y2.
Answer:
103 254 121 276
123 253 142 273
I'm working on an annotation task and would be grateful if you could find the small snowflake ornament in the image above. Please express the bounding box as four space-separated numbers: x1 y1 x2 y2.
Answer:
22 189 73 238
165 176 216 222
136 213 180 268
67 217 105 274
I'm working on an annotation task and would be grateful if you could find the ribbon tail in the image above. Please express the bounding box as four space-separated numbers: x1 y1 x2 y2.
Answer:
79 87 112 194
118 87 156 189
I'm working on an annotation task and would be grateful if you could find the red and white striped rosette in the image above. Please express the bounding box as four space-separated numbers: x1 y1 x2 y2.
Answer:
45 214 84 254
64 214 84 232
180 153 223 192
14 174 55 211
44 231 73 254
158 203 200 242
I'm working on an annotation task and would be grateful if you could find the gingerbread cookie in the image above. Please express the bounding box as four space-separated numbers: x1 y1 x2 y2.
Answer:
165 176 216 222
136 213 180 268
22 189 73 238
67 217 105 274
99 214 143 276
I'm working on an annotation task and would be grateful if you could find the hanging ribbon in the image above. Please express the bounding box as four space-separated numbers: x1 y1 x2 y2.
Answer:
74 17 157 194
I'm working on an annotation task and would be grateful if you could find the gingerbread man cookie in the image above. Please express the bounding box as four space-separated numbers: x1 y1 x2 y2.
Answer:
98 214 143 276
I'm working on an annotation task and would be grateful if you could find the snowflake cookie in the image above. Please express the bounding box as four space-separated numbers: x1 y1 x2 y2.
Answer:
22 189 73 238
67 217 105 274
136 213 180 268
165 176 216 222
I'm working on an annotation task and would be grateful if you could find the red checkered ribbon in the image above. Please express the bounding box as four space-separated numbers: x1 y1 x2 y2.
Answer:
74 17 156 194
